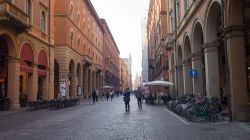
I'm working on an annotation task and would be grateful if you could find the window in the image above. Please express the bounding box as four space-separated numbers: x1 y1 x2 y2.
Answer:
41 12 46 33
184 0 188 13
26 0 31 17
176 1 180 24
78 38 80 52
77 12 80 27
84 43 86 54
70 32 73 48
170 16 173 32
70 5 73 20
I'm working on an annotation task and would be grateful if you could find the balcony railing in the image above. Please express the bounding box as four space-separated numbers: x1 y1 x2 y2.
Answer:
164 33 174 50
0 0 30 33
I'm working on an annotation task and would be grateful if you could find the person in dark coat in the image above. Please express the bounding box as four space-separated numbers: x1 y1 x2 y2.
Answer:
92 90 96 103
135 87 143 108
106 92 109 101
123 88 131 111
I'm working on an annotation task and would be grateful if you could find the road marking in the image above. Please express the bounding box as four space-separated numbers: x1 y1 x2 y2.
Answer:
164 108 189 125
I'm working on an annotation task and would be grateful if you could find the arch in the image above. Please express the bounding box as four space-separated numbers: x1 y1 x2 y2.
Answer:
20 43 34 63
205 0 222 43
192 21 204 53
183 35 193 95
183 35 192 60
177 45 183 65
38 50 48 67
0 30 18 58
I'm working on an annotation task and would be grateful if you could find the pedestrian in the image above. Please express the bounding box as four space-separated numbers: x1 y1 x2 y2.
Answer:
106 92 109 101
92 89 96 103
123 88 131 111
110 90 114 101
135 87 143 108
96 89 99 102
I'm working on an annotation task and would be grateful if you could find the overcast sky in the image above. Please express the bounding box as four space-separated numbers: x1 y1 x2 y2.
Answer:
91 0 149 80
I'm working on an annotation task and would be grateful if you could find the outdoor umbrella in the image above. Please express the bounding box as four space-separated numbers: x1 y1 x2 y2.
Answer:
143 80 174 87
101 86 113 89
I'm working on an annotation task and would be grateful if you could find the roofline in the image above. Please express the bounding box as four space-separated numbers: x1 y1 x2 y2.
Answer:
100 18 120 54
86 0 105 32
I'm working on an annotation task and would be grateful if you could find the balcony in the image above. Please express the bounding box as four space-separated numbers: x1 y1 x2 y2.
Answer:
164 33 174 50
82 55 92 66
0 1 30 33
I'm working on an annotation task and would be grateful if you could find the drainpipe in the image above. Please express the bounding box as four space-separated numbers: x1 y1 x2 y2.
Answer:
221 0 232 122
48 0 51 100
173 0 178 98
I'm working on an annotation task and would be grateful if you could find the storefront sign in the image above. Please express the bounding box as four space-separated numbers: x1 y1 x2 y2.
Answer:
59 78 66 97
77 86 82 96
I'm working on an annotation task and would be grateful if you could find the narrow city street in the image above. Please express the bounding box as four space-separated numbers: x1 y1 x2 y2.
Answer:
0 96 249 140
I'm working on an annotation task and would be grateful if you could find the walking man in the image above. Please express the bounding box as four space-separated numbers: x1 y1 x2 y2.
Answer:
96 89 99 102
106 92 109 101
135 87 143 108
92 89 96 103
123 88 131 111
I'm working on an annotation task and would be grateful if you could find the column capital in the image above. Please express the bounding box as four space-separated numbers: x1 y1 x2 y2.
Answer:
202 42 220 53
182 58 192 65
191 52 203 61
224 25 245 39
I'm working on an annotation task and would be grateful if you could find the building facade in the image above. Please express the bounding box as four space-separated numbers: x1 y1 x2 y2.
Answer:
0 0 55 109
165 0 250 121
133 72 142 90
120 58 129 92
122 56 132 90
54 0 104 99
101 19 120 91
141 19 149 83
147 0 169 83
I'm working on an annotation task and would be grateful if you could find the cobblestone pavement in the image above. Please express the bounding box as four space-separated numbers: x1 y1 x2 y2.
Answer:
0 96 250 140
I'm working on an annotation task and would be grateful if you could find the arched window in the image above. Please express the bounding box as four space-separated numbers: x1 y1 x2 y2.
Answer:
70 32 73 48
77 12 80 27
41 12 46 33
78 38 80 51
26 0 31 17
70 5 73 20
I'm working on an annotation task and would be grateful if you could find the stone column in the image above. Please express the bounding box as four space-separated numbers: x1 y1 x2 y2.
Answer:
72 70 77 98
177 65 184 97
83 67 88 98
28 64 38 102
7 59 20 109
203 42 220 97
78 66 83 98
169 68 175 97
183 62 192 95
191 54 204 96
225 26 249 121
89 70 92 98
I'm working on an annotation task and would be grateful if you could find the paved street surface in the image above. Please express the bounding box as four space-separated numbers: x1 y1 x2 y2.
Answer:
0 96 250 140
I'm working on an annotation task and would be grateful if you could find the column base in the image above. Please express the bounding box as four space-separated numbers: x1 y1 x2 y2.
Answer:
10 103 20 110
232 106 250 121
